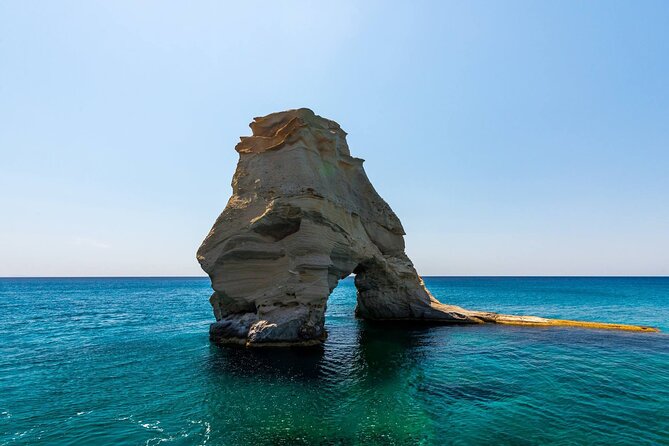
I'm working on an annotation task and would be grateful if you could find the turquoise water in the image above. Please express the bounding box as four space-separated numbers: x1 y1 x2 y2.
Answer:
1 277 668 445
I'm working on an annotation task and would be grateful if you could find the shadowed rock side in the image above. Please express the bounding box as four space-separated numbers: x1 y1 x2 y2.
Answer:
197 109 658 347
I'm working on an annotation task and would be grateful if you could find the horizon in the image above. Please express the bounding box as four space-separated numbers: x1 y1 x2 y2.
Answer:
2 275 668 279
1 1 668 276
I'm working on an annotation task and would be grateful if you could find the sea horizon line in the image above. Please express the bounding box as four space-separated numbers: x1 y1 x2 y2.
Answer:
1 275 667 279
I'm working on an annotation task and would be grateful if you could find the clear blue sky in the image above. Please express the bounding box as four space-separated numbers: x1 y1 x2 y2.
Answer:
1 1 668 276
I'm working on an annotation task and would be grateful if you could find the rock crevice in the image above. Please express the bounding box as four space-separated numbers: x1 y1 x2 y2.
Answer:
198 108 657 347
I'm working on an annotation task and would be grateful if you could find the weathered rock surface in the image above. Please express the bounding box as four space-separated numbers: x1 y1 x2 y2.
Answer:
198 108 658 347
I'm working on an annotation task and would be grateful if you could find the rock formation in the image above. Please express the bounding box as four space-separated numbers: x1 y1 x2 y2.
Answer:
197 108 658 347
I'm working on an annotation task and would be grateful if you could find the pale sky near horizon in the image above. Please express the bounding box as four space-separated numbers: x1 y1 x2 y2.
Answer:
1 1 668 277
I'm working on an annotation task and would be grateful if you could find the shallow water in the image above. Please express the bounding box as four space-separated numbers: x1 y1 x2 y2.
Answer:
1 277 668 445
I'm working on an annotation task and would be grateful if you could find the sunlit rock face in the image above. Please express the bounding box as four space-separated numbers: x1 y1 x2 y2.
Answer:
197 108 481 347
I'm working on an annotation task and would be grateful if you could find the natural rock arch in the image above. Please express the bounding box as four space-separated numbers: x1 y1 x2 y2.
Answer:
197 109 657 347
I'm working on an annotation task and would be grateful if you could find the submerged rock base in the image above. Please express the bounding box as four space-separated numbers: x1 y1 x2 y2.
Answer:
208 308 657 347
198 109 658 347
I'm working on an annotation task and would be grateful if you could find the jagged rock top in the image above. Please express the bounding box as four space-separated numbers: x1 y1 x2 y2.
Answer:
236 108 351 155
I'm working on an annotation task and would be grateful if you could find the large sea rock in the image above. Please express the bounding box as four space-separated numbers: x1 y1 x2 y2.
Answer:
197 108 657 346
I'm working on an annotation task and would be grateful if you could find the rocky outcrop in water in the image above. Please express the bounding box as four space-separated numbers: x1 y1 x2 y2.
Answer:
197 108 657 347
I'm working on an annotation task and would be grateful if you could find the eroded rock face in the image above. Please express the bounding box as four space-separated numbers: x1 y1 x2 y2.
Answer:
197 108 482 346
198 108 658 347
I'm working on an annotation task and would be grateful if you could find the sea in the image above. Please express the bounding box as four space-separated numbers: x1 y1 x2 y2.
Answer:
1 277 668 445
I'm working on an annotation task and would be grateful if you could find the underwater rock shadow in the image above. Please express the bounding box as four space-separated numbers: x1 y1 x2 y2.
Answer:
204 342 327 381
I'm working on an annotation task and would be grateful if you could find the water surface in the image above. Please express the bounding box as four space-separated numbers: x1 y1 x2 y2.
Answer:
1 277 668 445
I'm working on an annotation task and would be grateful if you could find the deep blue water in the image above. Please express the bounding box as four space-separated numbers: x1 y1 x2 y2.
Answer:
1 277 668 445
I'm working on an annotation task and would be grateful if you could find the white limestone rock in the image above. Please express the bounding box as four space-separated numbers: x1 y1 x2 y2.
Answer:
198 108 658 347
